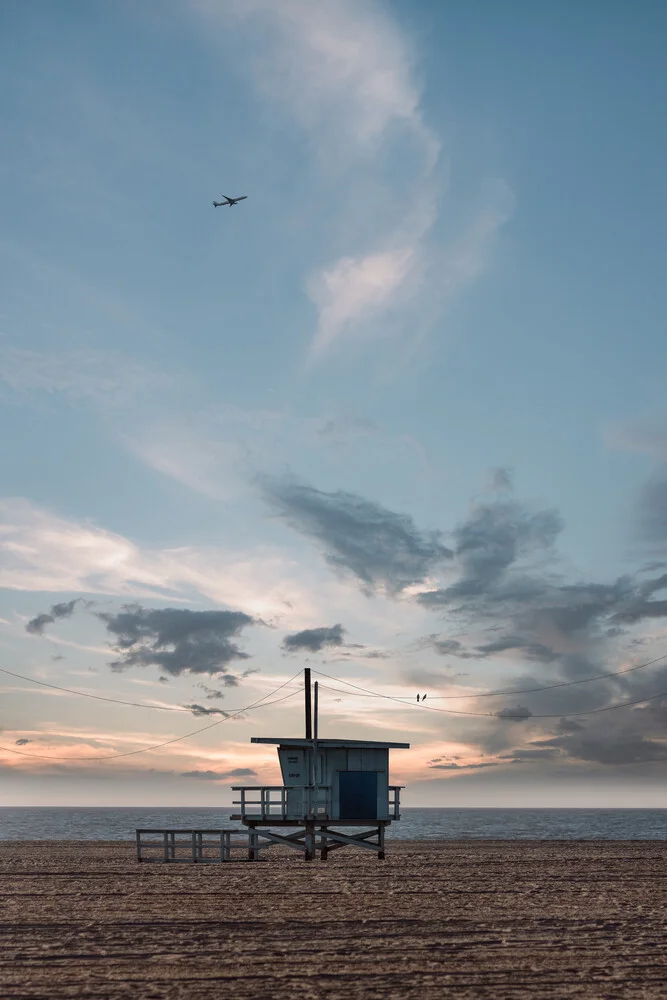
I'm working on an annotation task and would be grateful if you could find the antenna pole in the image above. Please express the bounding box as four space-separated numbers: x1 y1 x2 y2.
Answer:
313 680 319 741
304 667 312 740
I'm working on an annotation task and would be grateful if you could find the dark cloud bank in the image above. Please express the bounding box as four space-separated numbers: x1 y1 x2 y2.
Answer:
26 602 258 680
262 471 667 771
99 605 256 677
282 623 346 653
262 475 451 594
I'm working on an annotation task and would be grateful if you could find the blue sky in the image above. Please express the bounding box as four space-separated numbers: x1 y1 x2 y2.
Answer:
1 0 667 807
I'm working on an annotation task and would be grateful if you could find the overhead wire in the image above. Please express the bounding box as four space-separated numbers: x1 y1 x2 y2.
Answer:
6 642 667 762
3 646 666 710
420 650 667 699
0 665 191 712
0 669 304 761
313 671 667 719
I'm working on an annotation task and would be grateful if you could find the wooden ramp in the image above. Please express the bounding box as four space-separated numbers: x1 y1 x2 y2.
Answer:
136 829 251 863
135 825 388 862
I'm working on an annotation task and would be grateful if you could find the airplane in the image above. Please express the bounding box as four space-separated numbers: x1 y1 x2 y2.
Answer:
213 195 248 207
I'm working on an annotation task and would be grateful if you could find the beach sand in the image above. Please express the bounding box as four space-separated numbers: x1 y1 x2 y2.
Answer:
0 839 665 999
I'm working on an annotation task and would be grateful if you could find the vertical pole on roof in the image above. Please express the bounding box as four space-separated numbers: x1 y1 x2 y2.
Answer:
313 681 319 741
304 667 312 740
304 668 315 855
313 679 320 819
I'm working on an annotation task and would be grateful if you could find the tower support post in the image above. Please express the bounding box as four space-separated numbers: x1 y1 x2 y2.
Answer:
304 820 315 861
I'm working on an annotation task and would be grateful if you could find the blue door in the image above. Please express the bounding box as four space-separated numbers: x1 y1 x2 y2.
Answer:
338 771 378 820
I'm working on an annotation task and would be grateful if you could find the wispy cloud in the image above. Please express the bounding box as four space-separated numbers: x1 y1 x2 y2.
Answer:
0 344 170 408
308 244 421 355
605 415 667 463
196 0 435 149
0 496 416 634
191 0 512 359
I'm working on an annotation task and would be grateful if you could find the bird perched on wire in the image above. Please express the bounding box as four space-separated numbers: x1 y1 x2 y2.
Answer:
417 693 428 702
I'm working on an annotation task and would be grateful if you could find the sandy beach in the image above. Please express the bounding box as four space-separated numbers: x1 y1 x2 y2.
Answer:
0 839 665 999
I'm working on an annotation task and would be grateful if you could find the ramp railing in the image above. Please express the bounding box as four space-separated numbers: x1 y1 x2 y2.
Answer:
136 828 248 863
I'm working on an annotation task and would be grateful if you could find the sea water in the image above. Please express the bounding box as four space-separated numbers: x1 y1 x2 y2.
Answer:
0 807 664 840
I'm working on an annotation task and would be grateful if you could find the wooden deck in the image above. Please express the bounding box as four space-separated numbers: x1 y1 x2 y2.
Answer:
1 839 665 998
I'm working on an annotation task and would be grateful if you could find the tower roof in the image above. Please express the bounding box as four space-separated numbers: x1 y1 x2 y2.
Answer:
250 737 410 749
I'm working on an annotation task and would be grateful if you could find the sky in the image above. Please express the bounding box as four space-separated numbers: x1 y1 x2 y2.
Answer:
1 0 667 808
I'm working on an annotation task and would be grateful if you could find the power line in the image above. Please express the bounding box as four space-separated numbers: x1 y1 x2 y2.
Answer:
315 647 667 703
0 670 303 761
3 644 665 712
314 671 667 719
9 629 667 711
408 650 667 700
0 666 190 712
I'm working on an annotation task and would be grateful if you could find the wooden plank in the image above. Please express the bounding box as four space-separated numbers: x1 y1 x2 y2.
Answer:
320 828 381 853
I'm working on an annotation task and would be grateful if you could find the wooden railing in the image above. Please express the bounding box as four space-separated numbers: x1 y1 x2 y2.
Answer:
232 784 405 821
389 785 403 819
232 785 332 820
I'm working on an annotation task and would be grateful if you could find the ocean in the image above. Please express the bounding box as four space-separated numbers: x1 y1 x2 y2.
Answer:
0 807 664 840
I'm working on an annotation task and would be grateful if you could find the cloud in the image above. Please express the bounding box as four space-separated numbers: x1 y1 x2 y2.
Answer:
192 0 511 358
428 761 498 771
497 748 561 761
606 417 667 463
428 499 563 602
182 704 230 717
475 635 560 663
282 623 346 653
556 718 586 734
309 245 422 355
425 636 479 659
262 475 451 594
25 613 56 636
25 599 79 635
608 420 667 548
0 345 169 407
51 599 78 619
0 497 341 623
496 705 533 720
180 767 257 781
99 604 256 677
317 416 379 442
197 680 238 699
125 415 250 502
198 0 435 149
536 731 667 766
490 467 514 492
407 485 667 737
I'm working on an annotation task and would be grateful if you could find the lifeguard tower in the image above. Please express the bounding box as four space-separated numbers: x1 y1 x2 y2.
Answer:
231 670 409 860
